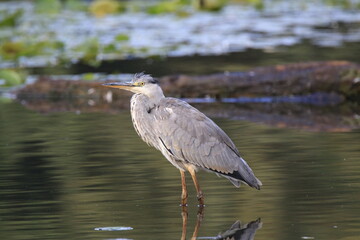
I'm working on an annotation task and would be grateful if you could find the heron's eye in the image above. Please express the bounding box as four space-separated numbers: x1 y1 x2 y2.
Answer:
139 82 145 86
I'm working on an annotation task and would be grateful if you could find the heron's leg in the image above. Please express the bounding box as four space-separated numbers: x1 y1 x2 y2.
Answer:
181 206 188 240
180 170 188 206
187 166 205 206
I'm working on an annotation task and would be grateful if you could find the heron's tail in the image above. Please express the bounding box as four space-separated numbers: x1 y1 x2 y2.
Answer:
203 157 262 189
219 157 262 190
235 157 262 189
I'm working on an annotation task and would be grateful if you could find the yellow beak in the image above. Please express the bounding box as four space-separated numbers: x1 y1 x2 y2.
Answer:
102 82 135 90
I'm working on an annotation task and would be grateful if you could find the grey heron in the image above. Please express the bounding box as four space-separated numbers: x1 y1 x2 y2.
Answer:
103 73 262 206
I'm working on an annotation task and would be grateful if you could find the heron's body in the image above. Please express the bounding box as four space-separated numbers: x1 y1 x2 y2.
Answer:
103 73 262 205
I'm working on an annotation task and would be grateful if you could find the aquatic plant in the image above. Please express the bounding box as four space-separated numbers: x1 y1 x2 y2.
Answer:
0 0 360 69
193 0 228 11
89 0 124 17
0 9 23 27
0 69 24 86
73 38 100 66
34 0 62 14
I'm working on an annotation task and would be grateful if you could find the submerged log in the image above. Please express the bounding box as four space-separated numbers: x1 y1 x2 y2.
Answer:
14 61 360 131
16 61 360 102
160 61 360 101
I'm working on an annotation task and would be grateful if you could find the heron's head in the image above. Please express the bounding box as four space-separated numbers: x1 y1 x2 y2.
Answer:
102 73 164 99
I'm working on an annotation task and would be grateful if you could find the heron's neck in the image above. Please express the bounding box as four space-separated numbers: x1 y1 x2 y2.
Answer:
143 86 165 106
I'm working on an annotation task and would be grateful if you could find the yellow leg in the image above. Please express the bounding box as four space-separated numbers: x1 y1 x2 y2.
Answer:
187 165 205 206
180 170 188 206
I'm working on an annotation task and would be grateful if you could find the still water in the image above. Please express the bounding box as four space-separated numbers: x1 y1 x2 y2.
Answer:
0 101 359 240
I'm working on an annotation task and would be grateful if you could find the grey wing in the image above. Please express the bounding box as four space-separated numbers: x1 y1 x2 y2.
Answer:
153 98 262 189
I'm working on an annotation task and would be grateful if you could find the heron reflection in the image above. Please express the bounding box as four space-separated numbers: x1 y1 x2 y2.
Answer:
181 207 262 240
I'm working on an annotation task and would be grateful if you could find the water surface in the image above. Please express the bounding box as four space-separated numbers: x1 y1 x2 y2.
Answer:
0 102 359 240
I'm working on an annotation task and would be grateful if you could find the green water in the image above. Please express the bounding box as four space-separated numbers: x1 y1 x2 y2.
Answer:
0 101 359 239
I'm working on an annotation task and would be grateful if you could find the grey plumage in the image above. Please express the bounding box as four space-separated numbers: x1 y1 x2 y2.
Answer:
103 73 262 204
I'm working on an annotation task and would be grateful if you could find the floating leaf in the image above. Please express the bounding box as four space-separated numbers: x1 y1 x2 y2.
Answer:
73 38 100 66
103 43 117 53
0 69 23 86
64 0 87 11
89 0 124 18
35 0 62 14
0 9 23 28
0 41 25 60
82 73 95 81
115 34 130 42
146 0 179 14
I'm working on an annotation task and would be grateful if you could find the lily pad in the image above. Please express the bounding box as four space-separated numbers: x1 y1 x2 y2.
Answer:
0 69 23 86
35 0 62 14
0 9 23 27
89 0 124 18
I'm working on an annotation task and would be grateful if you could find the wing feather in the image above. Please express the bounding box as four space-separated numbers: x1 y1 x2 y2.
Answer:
152 98 261 189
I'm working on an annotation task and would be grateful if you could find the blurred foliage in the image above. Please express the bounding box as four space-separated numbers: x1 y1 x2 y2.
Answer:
35 0 88 13
64 0 88 11
103 43 117 54
0 40 64 61
16 0 360 17
193 0 228 11
324 0 360 9
114 34 129 42
89 0 125 17
0 9 23 28
146 0 185 14
238 0 264 10
34 0 62 14
0 41 24 60
73 38 100 66
145 0 230 14
0 0 360 69
0 69 24 86
81 72 96 81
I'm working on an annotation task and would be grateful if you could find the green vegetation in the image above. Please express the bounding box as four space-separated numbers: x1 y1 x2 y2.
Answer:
81 72 96 81
64 0 88 11
73 38 100 66
34 0 62 14
89 0 125 17
0 40 64 61
0 9 23 27
13 0 360 17
114 34 130 42
0 0 359 69
324 0 360 9
0 69 24 86
146 0 187 15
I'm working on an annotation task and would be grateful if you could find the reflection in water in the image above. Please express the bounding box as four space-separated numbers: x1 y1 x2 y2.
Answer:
210 219 262 240
181 206 262 240
181 207 205 240
199 219 262 240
